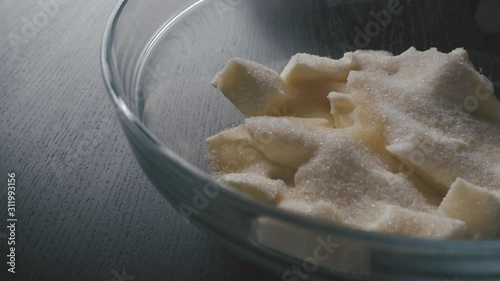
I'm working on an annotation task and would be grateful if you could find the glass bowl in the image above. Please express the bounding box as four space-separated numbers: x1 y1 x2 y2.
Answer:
101 0 500 280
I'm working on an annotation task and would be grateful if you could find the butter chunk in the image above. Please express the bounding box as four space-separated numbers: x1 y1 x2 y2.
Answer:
206 125 294 182
328 92 355 128
472 74 500 125
252 217 371 274
211 58 291 117
281 53 357 84
206 125 261 175
279 53 358 122
438 178 500 238
386 141 460 196
348 47 500 195
292 132 440 215
366 203 466 239
218 173 284 203
243 117 326 169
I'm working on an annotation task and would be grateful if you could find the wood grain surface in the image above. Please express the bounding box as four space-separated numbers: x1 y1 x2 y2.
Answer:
0 0 498 281
0 1 278 280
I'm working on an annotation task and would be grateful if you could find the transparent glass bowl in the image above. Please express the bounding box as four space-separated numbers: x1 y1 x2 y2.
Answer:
101 1 500 280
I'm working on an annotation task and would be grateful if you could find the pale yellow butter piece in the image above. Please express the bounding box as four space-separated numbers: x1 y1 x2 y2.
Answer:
366 203 466 239
438 178 500 238
218 173 284 203
327 91 355 128
291 130 440 214
348 47 500 195
243 117 326 169
206 125 261 175
211 58 291 117
279 53 358 122
206 125 294 182
386 141 460 196
252 217 371 274
281 53 356 84
472 74 500 125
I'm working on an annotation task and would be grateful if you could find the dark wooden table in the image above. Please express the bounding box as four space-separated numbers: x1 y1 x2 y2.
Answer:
0 1 498 281
0 1 279 280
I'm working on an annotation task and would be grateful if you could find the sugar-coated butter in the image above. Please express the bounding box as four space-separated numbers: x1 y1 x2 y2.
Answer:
208 48 500 239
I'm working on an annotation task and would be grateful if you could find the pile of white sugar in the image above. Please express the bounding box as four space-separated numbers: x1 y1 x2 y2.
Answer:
207 47 500 239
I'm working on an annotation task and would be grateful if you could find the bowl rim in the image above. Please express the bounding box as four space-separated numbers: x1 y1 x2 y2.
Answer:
101 0 500 254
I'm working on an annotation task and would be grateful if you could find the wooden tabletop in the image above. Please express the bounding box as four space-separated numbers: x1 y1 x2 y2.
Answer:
0 1 279 280
0 0 498 281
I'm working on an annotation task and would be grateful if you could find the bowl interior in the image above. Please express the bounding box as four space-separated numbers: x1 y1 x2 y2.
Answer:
137 0 500 175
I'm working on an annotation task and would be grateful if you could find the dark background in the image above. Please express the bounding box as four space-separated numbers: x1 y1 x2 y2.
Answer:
1 0 499 281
